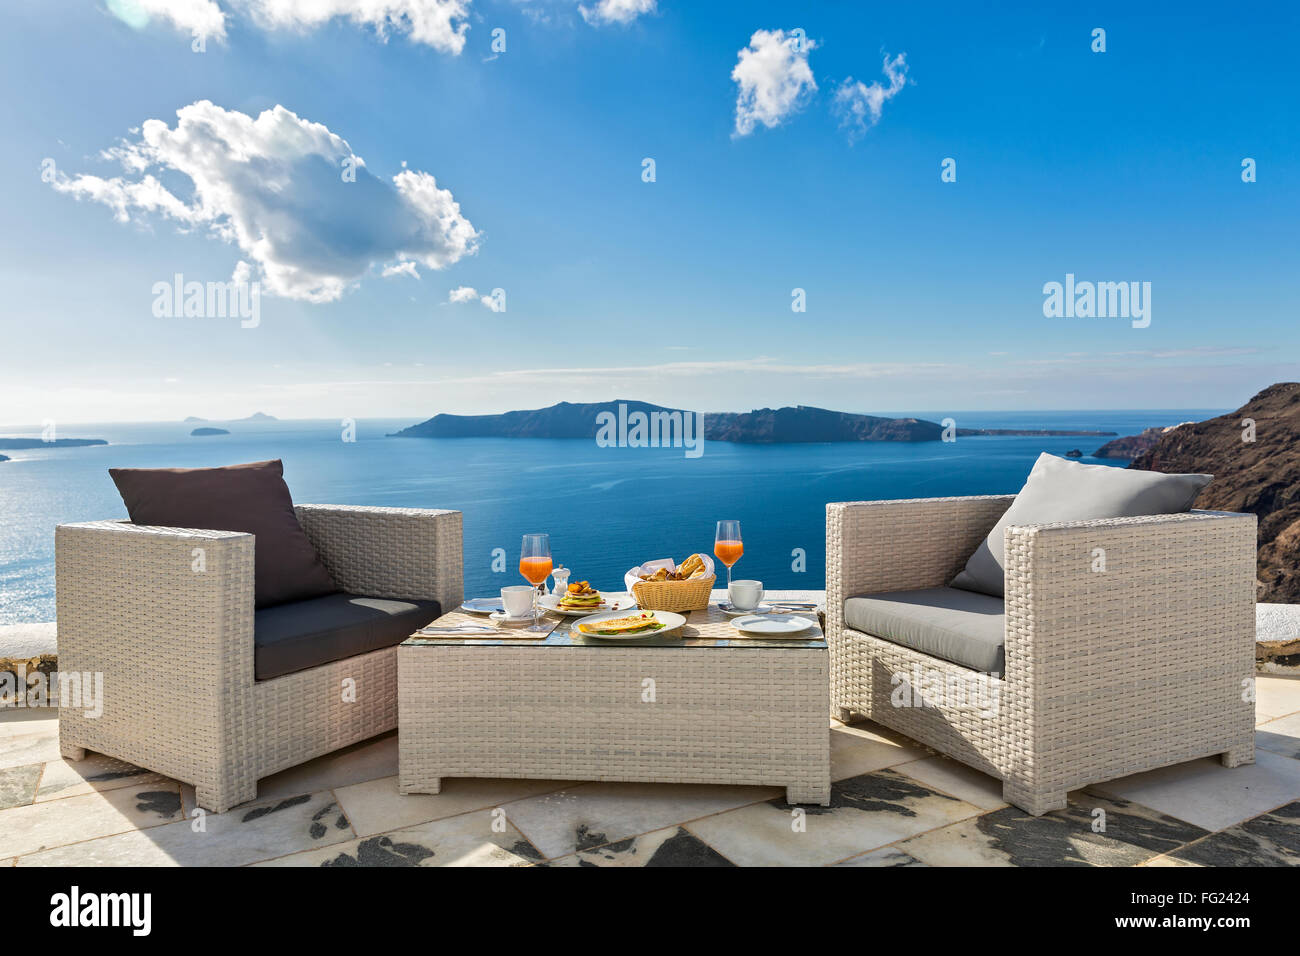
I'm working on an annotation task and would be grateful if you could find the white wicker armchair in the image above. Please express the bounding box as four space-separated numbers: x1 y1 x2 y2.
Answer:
55 505 463 813
826 496 1257 815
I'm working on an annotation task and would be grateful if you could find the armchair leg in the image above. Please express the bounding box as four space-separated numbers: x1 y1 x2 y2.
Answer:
400 777 441 795
60 742 86 762
1002 781 1067 817
786 784 831 806
1221 741 1255 768
194 779 258 814
833 707 856 724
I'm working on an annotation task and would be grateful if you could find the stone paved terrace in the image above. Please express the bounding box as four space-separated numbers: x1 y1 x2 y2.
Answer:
2 674 1299 866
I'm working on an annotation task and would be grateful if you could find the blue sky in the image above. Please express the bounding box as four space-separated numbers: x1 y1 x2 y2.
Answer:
1 0 1297 424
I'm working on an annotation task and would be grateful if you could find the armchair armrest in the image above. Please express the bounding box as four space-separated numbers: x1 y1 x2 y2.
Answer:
54 520 255 779
295 505 463 613
1002 510 1257 775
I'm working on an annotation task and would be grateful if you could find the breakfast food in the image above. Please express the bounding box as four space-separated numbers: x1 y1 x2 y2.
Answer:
578 612 666 636
558 581 604 612
637 553 710 582
678 553 706 578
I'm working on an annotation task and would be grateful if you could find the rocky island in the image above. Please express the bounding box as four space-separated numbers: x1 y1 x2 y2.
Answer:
1129 383 1300 604
706 406 943 442
190 427 231 436
390 400 1115 444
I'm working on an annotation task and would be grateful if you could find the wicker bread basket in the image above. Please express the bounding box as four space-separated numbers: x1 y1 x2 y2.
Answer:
632 575 715 612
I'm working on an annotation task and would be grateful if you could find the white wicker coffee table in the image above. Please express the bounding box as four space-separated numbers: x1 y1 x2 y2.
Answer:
397 591 831 805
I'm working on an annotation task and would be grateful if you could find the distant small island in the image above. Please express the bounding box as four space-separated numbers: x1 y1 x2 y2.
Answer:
190 427 230 436
389 400 1117 444
0 454 8 463
184 412 277 423
0 438 109 449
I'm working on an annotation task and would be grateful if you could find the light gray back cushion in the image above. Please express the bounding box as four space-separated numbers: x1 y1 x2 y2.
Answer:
950 453 1212 597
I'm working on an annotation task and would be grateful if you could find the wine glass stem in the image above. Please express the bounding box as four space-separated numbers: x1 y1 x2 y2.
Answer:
727 564 732 587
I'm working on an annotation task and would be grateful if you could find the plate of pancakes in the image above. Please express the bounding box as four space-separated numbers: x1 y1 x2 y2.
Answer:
538 581 637 617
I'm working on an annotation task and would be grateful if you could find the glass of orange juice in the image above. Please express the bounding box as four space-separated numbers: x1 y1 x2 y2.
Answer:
519 533 553 630
714 520 743 587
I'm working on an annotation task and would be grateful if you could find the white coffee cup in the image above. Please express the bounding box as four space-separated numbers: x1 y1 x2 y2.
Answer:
728 580 764 611
500 585 535 619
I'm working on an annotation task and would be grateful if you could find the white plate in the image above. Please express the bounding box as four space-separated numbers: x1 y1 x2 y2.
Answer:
460 597 504 615
572 609 686 640
538 593 636 617
718 602 774 616
729 614 814 636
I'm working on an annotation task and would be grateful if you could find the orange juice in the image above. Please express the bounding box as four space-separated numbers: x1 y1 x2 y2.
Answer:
714 540 743 567
519 556 553 585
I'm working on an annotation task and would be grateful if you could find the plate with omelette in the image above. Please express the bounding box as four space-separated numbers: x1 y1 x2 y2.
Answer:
572 609 686 640
539 581 636 617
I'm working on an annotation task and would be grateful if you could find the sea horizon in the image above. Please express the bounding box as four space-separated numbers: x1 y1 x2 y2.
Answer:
0 406 1227 432
0 408 1226 625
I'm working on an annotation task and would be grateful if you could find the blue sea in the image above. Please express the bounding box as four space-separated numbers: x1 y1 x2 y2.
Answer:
0 410 1222 624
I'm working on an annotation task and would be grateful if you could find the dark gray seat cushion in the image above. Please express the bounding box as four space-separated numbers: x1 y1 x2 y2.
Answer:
844 587 1006 674
254 593 441 680
951 452 1212 597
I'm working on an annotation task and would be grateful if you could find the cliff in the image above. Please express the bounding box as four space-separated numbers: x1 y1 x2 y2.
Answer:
1130 383 1300 602
1094 423 1194 459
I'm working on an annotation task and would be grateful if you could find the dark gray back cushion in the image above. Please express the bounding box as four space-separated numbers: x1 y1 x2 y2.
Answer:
951 453 1212 597
110 458 337 609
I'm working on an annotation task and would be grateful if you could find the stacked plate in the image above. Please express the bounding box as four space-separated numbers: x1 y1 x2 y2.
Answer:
728 614 817 637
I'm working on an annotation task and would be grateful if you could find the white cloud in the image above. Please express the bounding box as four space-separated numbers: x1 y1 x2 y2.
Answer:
441 356 952 387
105 0 470 53
49 172 199 225
446 285 501 310
731 29 817 137
239 0 471 54
832 52 909 143
579 0 655 26
52 101 479 303
383 261 421 279
106 0 227 38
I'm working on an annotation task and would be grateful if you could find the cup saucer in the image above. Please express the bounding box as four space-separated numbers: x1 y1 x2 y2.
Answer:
718 602 773 617
490 611 539 625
